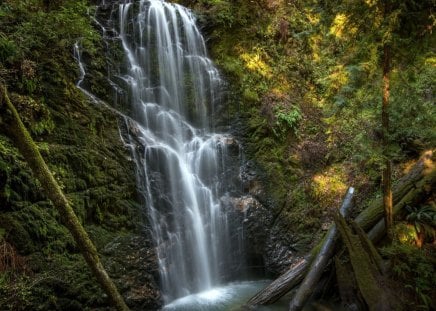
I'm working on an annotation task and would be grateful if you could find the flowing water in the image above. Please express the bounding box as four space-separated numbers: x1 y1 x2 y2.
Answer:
75 0 286 309
115 0 245 302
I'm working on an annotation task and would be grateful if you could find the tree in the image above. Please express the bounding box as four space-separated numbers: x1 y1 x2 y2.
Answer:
381 2 393 239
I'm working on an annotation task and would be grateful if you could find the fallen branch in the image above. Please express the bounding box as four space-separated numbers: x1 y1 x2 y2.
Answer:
0 85 129 311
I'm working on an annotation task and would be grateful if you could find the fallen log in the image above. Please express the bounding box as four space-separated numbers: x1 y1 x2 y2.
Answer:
247 256 310 306
355 150 434 232
247 151 435 307
335 214 391 311
335 256 363 311
367 165 435 242
288 188 354 311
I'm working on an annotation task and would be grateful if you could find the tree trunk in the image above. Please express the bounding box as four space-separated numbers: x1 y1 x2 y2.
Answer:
382 43 392 239
288 188 354 311
382 3 393 240
0 86 129 311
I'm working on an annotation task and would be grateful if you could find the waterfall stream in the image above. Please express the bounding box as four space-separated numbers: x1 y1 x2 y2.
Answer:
74 1 289 309
75 0 247 304
115 0 244 302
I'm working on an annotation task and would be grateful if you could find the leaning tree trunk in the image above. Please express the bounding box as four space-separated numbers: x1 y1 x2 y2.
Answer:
247 150 434 306
0 86 129 311
288 188 354 311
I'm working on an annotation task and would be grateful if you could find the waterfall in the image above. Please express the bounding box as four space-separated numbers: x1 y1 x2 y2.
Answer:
77 0 246 304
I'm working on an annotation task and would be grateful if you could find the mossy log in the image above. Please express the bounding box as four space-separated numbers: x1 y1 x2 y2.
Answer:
247 152 435 307
288 187 354 311
0 86 130 311
367 165 435 243
334 214 391 311
335 256 362 311
355 150 434 232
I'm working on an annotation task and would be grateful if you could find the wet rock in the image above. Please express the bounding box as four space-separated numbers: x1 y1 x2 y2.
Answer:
103 235 163 310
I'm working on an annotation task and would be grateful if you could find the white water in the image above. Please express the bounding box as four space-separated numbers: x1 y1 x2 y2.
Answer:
75 0 255 308
114 0 244 304
163 280 289 311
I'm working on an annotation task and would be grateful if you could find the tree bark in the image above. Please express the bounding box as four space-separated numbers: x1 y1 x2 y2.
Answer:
288 187 354 311
382 5 393 240
0 85 129 311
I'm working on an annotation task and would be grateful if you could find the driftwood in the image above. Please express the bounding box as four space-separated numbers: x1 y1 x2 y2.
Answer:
247 151 435 307
288 187 354 311
0 86 129 311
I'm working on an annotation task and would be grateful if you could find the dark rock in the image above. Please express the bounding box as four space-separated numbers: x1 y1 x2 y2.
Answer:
103 235 163 310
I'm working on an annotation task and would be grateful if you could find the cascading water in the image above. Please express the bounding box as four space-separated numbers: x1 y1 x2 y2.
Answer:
114 0 244 303
74 1 291 310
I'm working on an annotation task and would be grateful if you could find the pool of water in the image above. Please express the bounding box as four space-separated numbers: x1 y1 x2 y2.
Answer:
162 280 288 311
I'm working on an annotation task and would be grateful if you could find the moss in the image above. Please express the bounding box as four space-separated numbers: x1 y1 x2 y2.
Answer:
0 1 144 309
334 213 388 310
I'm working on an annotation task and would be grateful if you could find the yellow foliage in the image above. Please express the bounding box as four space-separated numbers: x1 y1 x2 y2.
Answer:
327 65 349 92
329 13 356 38
307 12 320 25
395 223 419 245
309 34 322 62
425 56 436 65
312 165 347 209
240 51 272 78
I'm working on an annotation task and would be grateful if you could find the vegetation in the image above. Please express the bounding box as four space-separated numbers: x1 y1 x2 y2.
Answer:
0 0 434 310
0 1 155 310
182 0 435 308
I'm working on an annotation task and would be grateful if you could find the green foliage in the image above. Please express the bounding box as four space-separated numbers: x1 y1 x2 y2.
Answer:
405 204 436 242
390 63 436 151
0 34 18 63
273 105 302 139
0 1 143 308
382 242 436 310
0 274 33 311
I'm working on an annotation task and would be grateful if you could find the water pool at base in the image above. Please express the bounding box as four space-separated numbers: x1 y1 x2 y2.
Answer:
163 280 288 311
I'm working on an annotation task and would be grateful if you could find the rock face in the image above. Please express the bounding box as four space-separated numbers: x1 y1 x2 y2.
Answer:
226 160 300 276
102 235 162 310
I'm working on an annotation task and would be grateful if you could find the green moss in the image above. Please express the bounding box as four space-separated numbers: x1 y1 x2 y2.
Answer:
0 1 143 309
